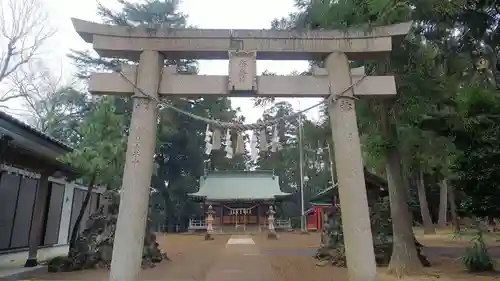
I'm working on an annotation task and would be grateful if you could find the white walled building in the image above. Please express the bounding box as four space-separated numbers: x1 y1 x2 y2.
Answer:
0 111 104 279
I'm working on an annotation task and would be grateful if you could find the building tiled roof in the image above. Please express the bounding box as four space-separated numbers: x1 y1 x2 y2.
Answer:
309 169 388 204
189 170 291 201
0 111 75 172
0 111 73 151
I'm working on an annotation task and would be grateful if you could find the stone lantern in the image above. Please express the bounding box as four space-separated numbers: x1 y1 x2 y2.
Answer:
205 205 215 240
267 206 278 239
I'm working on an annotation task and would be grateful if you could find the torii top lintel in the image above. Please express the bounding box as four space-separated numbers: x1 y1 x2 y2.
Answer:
71 18 412 61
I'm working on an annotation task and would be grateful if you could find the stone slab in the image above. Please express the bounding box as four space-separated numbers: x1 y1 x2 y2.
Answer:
226 237 255 245
89 68 396 98
72 18 412 60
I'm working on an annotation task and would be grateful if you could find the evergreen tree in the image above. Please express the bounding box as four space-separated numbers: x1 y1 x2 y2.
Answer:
83 0 248 230
270 0 500 276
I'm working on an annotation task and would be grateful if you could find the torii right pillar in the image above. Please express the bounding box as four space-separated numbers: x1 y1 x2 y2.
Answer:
326 52 377 281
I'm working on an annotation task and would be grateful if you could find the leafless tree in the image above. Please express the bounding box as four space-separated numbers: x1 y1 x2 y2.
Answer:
8 62 92 145
8 63 62 127
0 0 55 103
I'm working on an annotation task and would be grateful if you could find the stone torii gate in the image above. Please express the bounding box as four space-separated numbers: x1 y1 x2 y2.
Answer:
71 18 411 281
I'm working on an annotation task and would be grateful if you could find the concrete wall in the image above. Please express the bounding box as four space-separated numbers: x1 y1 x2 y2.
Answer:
0 165 103 266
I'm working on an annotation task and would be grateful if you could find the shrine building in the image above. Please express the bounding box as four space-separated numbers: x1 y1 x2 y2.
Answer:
305 169 389 231
0 111 105 279
188 170 292 232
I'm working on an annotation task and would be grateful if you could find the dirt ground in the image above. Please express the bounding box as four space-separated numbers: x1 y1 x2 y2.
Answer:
28 234 230 281
257 230 500 281
415 227 500 247
25 229 500 281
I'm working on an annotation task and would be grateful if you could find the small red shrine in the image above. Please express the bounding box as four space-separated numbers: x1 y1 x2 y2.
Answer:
305 169 388 231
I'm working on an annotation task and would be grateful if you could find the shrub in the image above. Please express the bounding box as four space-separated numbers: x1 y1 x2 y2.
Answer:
460 229 494 272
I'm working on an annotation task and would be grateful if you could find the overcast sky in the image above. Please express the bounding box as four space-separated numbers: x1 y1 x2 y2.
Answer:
5 0 322 123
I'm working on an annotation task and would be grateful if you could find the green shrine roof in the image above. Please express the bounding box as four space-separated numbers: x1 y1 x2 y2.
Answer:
189 170 291 201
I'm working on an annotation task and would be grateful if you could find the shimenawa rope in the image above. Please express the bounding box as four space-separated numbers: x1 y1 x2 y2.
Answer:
115 65 366 131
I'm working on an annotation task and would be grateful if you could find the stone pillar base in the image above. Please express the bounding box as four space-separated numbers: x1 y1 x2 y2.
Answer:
267 232 278 240
205 233 214 240
24 258 38 267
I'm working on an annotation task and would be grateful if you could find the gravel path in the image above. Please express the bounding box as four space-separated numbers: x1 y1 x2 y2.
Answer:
204 235 277 281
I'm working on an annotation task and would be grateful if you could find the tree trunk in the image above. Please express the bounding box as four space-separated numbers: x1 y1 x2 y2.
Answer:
69 172 97 252
381 102 423 276
400 164 425 248
445 180 460 232
160 188 173 233
416 169 435 234
437 179 448 228
400 166 416 229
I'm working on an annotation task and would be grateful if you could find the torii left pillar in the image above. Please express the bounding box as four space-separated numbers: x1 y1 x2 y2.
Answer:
109 50 163 281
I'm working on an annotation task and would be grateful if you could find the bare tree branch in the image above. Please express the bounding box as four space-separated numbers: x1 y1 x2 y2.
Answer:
7 62 92 146
0 0 55 88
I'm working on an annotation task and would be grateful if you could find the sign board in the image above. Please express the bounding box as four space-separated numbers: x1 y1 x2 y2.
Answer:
228 51 257 92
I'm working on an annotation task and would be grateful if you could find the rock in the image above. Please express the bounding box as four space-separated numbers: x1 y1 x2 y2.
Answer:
316 260 330 267
48 190 170 273
47 256 70 273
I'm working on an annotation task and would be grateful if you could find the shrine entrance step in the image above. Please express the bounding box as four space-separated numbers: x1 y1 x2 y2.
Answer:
203 235 276 281
218 225 262 234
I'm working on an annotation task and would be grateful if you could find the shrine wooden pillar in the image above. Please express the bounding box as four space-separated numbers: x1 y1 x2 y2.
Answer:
25 170 52 267
218 204 222 226
316 206 322 230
